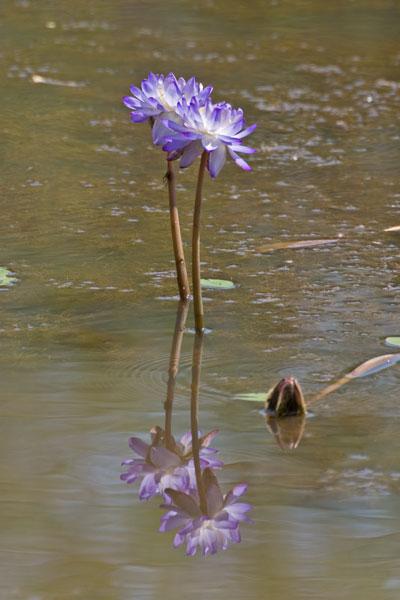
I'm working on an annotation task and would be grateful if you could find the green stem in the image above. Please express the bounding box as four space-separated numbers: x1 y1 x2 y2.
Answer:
166 160 190 301
192 151 208 333
164 300 189 450
190 332 207 515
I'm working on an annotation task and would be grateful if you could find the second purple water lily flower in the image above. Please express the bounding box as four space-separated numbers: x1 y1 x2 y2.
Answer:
162 97 257 177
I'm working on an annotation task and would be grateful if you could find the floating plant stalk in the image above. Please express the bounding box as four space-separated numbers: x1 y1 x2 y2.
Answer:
192 151 208 334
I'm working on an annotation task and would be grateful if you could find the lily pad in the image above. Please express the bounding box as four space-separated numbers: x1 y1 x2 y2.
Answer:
0 267 17 288
200 278 235 290
347 353 400 378
234 392 265 403
257 238 339 253
385 337 400 348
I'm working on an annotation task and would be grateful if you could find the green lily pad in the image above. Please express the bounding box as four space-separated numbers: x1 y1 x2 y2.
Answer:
200 278 235 290
0 267 17 287
234 392 265 402
385 337 400 348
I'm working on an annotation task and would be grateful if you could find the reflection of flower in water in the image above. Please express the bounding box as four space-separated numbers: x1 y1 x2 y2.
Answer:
160 468 252 556
121 427 223 500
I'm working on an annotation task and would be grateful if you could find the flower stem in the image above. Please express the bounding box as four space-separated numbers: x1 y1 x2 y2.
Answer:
190 332 208 515
192 151 208 333
164 300 189 450
166 160 190 301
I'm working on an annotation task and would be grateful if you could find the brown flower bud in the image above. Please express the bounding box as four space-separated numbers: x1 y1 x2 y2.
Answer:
265 377 307 417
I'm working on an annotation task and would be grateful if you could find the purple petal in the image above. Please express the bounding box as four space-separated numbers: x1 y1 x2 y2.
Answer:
150 446 182 469
162 119 188 134
163 139 188 153
213 517 238 529
128 437 149 458
129 84 144 98
141 79 154 95
165 489 202 518
199 429 219 447
186 536 198 556
123 96 142 109
139 473 158 500
159 468 190 494
227 143 256 154
230 527 241 543
160 513 190 532
208 144 226 178
130 113 149 123
152 114 170 145
236 123 257 139
199 85 213 102
223 483 249 508
180 141 203 169
231 483 248 497
173 532 186 548
224 503 253 522
228 148 252 171
179 431 192 451
120 471 140 484
203 468 224 516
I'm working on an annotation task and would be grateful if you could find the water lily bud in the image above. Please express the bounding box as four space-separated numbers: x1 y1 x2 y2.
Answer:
265 377 307 417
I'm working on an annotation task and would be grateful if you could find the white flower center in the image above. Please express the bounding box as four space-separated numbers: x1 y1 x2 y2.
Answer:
157 81 174 112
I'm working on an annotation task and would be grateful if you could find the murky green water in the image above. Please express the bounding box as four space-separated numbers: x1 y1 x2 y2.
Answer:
1 0 400 598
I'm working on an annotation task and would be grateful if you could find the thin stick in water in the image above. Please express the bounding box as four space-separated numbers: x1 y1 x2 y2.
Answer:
166 160 190 301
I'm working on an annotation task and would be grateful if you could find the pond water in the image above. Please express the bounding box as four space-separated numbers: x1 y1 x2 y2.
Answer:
1 0 400 598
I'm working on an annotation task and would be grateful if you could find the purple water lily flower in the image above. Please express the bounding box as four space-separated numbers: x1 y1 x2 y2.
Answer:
162 97 257 177
160 468 252 556
121 428 223 500
123 72 213 145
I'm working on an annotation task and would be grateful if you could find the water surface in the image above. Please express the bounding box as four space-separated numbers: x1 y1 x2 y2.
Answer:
1 1 400 598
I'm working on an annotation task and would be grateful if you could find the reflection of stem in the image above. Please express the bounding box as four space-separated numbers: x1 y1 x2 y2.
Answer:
190 332 207 514
166 161 190 301
164 301 190 450
192 151 208 334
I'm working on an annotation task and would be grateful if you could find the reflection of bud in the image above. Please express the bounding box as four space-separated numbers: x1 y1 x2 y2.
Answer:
266 414 306 450
265 377 306 417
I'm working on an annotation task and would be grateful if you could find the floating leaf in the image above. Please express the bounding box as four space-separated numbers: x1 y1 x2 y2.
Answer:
310 353 400 405
234 392 265 403
200 278 235 290
0 267 17 288
257 238 339 253
346 353 400 378
384 225 400 232
385 337 400 348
